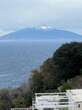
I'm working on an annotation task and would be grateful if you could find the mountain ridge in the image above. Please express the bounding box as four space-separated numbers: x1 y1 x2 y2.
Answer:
0 28 82 42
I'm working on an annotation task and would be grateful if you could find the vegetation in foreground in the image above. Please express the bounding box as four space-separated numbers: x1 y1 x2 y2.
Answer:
0 42 82 109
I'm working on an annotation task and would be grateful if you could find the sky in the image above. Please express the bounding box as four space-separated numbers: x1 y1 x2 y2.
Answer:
0 0 82 35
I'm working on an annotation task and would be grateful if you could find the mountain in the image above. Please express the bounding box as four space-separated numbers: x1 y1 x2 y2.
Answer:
0 28 82 42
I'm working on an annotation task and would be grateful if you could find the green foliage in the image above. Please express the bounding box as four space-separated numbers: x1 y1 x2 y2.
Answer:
53 42 82 81
12 97 27 108
40 58 60 90
0 100 9 110
60 83 72 92
24 93 32 107
30 42 82 93
30 70 44 93
80 68 82 75
0 89 12 110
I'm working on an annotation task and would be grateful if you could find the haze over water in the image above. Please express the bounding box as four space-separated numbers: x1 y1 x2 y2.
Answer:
0 41 60 88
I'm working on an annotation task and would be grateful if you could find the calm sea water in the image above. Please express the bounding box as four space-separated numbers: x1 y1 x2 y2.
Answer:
0 41 61 88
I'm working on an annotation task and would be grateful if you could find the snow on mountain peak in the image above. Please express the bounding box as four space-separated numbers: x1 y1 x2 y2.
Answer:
40 25 52 30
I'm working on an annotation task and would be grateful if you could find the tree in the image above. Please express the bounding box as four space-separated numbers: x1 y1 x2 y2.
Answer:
53 42 82 81
23 92 32 107
0 89 12 110
0 100 9 110
30 42 82 93
12 97 27 108
59 83 72 92
40 58 60 91
30 70 44 93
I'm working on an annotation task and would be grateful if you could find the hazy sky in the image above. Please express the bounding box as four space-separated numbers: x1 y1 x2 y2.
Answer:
0 0 82 35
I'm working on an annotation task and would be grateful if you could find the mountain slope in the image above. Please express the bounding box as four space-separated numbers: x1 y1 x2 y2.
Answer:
0 28 82 42
60 75 82 89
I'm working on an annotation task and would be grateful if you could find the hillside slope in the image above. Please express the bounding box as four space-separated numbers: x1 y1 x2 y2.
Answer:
60 75 82 90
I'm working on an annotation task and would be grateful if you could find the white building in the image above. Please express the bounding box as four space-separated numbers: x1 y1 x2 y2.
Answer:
67 89 82 110
33 89 82 110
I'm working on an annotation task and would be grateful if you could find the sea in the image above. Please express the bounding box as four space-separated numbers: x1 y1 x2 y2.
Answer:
0 41 61 88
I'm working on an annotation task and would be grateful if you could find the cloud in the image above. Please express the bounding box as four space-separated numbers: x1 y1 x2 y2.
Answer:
0 29 13 36
0 0 82 34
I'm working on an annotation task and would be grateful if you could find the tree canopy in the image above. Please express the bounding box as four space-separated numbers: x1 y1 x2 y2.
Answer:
30 42 82 93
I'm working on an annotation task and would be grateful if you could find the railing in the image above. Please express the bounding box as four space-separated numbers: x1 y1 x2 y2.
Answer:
33 92 77 110
11 108 32 110
35 92 66 96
